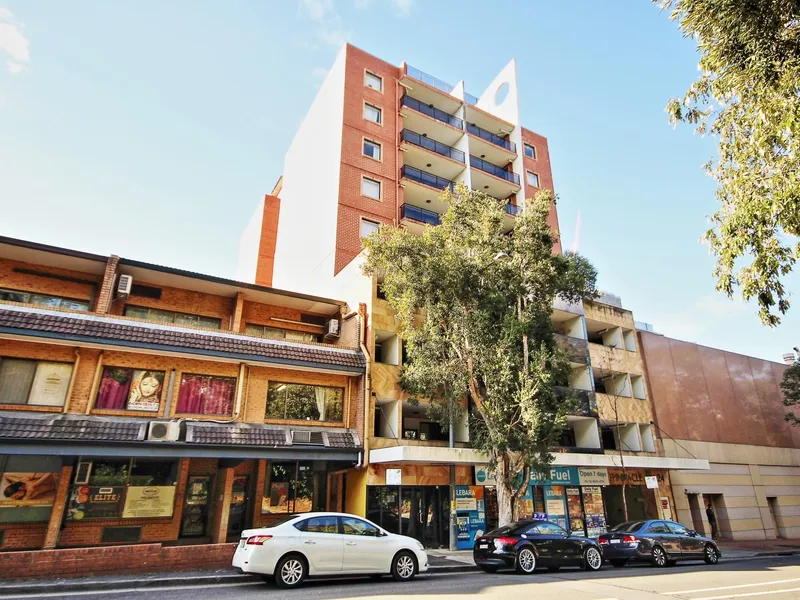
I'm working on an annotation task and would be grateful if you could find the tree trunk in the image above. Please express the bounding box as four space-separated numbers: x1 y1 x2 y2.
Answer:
494 454 515 528
621 481 629 522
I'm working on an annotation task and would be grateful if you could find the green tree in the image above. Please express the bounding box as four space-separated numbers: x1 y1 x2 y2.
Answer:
659 0 800 325
362 184 598 526
782 359 800 425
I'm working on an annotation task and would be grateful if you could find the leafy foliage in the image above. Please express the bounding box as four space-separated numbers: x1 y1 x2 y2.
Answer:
782 360 800 424
362 184 598 524
660 0 800 325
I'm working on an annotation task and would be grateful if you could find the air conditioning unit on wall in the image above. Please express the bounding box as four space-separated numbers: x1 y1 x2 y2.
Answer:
324 319 340 339
147 421 180 442
117 274 133 298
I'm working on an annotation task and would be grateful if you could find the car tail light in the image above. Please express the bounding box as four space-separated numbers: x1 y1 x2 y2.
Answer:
246 535 273 545
598 536 609 545
495 536 518 548
623 535 638 544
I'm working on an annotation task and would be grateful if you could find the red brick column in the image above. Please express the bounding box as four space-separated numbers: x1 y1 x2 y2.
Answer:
43 464 73 549
232 292 245 332
95 255 120 314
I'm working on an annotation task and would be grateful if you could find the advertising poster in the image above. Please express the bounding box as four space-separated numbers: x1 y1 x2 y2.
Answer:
28 363 73 407
582 486 607 537
126 370 164 412
122 486 176 518
544 485 567 529
566 487 585 536
578 468 609 487
67 486 124 520
455 486 486 549
456 516 470 541
0 472 59 506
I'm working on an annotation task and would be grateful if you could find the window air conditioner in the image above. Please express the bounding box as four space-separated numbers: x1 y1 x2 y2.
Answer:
147 421 181 442
117 274 133 298
324 319 340 339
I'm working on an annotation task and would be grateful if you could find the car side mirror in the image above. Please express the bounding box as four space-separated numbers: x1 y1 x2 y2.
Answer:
688 530 697 537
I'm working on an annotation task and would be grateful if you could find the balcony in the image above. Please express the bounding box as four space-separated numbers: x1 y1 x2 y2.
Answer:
400 129 466 180
401 65 463 114
401 165 453 191
465 103 515 144
505 203 522 217
467 122 516 165
555 333 590 365
470 156 519 184
402 96 463 130
400 166 452 214
470 155 520 199
556 386 598 417
401 96 464 147
400 203 440 234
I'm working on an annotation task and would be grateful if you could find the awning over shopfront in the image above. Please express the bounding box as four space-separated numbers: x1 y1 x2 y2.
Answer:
368 445 709 472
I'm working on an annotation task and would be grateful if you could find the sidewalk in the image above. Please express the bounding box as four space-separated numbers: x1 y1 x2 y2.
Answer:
717 538 800 559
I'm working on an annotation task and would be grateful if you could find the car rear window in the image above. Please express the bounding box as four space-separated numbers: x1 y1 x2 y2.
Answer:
486 521 533 536
609 521 645 533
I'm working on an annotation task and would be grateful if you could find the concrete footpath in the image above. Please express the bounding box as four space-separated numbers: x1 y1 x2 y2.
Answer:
1 543 798 597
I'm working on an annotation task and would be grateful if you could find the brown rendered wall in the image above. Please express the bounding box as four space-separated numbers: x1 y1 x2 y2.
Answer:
0 258 100 306
638 331 799 449
335 45 401 275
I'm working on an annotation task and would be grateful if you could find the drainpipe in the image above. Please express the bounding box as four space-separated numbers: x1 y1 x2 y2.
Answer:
357 303 371 469
85 351 105 415
61 348 81 414
233 363 247 421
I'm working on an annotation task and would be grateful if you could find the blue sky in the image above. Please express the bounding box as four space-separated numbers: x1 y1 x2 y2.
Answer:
0 1 797 362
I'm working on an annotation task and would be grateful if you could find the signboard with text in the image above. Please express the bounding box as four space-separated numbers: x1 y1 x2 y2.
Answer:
578 468 609 486
122 486 176 519
531 467 579 486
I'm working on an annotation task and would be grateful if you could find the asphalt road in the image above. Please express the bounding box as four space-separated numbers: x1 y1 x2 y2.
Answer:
10 556 800 600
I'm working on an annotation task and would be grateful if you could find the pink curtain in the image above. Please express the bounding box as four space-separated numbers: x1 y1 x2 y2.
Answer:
177 375 234 416
95 369 130 410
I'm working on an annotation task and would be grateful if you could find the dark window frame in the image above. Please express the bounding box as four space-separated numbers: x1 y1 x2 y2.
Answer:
124 305 222 330
0 287 91 311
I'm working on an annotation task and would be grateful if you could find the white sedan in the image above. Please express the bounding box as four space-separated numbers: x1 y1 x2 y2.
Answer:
232 512 429 588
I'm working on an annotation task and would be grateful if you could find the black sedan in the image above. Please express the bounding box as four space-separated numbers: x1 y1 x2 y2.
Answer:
473 520 603 574
598 519 721 567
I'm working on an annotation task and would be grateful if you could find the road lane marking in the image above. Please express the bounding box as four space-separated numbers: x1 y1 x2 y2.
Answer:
0 581 264 599
693 587 800 600
664 578 800 595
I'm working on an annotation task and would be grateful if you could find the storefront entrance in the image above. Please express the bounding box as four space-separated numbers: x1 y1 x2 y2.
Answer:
180 475 212 538
227 475 250 539
367 485 450 548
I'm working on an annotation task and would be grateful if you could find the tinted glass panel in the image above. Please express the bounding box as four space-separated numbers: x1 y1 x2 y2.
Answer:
306 516 338 534
609 521 645 533
667 522 690 535
646 522 671 534
487 521 533 536
537 522 568 536
341 516 380 536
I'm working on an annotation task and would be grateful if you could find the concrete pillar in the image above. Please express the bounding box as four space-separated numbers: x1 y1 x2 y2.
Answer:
42 464 73 549
210 467 235 544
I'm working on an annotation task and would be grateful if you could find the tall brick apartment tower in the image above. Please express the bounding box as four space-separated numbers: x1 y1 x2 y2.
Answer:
238 43 561 301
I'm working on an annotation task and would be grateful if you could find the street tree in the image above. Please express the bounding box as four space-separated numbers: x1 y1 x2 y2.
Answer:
659 0 800 326
362 184 598 526
782 358 800 425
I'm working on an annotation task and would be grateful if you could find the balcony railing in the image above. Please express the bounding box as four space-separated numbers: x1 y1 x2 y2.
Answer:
464 92 480 106
555 386 598 417
469 155 520 185
401 203 441 226
401 129 465 163
505 203 522 217
405 65 455 94
402 96 463 130
467 123 516 152
555 333 590 363
401 165 453 190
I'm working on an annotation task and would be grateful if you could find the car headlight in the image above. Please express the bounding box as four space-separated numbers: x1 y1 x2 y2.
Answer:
415 540 424 551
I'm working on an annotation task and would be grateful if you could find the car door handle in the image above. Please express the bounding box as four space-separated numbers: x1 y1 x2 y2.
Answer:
304 540 316 545
345 542 357 546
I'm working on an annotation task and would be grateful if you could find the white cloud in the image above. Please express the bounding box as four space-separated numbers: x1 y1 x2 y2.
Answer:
298 0 334 21
391 0 412 17
0 8 29 75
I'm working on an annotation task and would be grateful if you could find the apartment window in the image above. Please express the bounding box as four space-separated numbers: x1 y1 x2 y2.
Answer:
363 103 382 124
363 139 381 160
364 71 383 92
360 219 380 239
95 367 166 412
262 460 325 515
524 144 536 159
526 171 540 188
0 288 90 311
0 357 73 407
266 382 344 422
245 324 319 344
176 373 236 416
124 306 221 330
361 176 381 199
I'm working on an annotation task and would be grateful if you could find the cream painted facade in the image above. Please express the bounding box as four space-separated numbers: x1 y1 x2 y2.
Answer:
663 439 800 540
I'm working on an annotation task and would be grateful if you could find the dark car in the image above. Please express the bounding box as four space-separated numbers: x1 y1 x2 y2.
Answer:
598 519 721 567
473 520 603 574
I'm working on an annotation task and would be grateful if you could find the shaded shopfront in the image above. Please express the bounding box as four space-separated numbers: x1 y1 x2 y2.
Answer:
602 468 675 528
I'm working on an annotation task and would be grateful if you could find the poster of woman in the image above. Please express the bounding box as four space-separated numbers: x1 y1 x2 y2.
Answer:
0 472 59 506
126 370 164 411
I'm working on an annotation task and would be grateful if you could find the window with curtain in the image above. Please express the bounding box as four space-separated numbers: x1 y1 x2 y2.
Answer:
94 367 165 412
265 382 343 423
176 373 236 416
363 103 382 124
124 306 221 329
0 357 73 407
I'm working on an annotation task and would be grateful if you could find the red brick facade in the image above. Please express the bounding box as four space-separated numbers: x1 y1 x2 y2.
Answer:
521 127 561 254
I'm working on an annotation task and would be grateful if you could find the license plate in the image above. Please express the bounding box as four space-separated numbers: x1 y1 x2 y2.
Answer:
479 543 488 548
239 540 246 548
610 539 620 544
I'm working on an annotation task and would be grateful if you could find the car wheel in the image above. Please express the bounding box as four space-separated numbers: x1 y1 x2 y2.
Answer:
515 547 537 574
704 544 719 565
583 547 603 571
547 566 561 573
651 546 668 568
274 554 307 589
479 566 498 574
610 559 628 568
391 551 417 582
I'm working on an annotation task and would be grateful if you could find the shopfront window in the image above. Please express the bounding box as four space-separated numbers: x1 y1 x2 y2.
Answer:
265 382 344 423
66 458 178 521
176 373 236 416
0 455 62 524
0 357 74 407
261 460 325 515
95 367 165 412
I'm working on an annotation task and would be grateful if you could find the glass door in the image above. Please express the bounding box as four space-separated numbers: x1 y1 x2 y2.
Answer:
181 475 212 537
401 487 424 543
227 475 250 538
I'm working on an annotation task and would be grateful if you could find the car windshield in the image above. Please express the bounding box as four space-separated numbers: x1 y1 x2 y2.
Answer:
486 521 533 536
609 521 646 533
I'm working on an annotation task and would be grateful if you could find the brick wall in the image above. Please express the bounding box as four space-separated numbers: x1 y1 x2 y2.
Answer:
0 542 237 580
0 258 100 304
335 45 402 274
254 195 281 287
520 127 561 254
239 300 326 337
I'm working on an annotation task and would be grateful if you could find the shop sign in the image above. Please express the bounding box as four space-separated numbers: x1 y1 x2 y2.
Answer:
67 486 124 520
474 466 496 486
122 486 176 519
385 468 402 486
455 487 481 511
578 468 609 487
530 467 579 486
0 472 60 507
608 470 664 486
645 476 659 489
